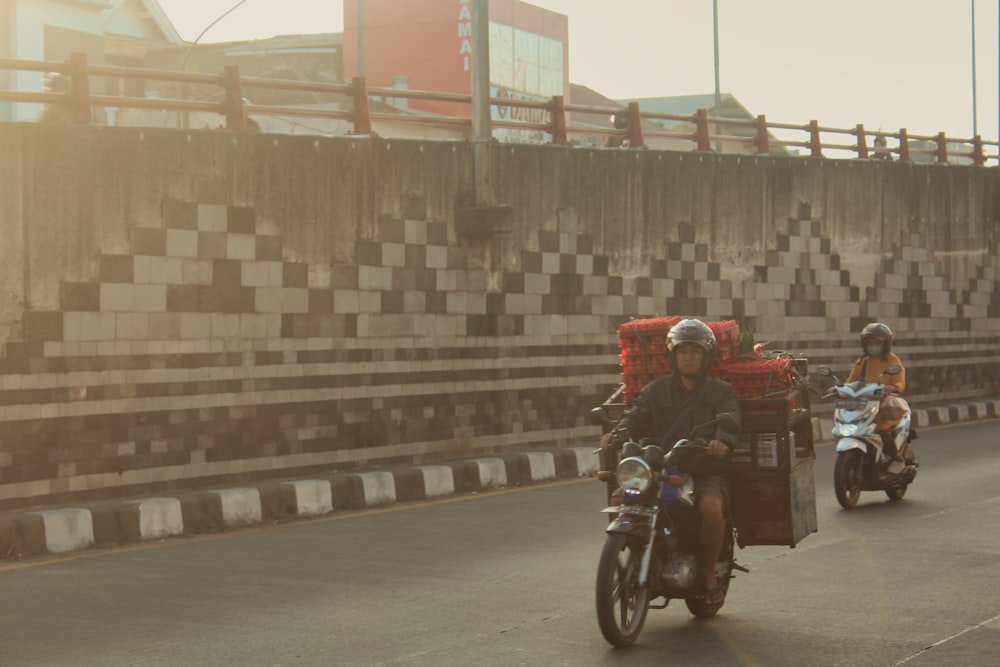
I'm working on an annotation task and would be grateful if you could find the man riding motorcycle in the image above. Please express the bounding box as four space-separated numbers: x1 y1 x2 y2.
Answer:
601 318 742 606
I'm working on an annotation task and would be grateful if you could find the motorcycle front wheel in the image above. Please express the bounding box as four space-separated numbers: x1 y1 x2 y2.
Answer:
596 533 650 647
834 449 864 509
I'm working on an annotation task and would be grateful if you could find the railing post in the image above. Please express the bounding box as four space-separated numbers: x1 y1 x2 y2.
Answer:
222 65 246 130
695 108 711 151
855 123 868 158
626 102 646 148
626 102 643 148
808 120 822 157
935 132 948 163
351 76 372 135
898 128 910 161
550 94 567 144
68 52 92 125
973 135 985 166
754 114 769 154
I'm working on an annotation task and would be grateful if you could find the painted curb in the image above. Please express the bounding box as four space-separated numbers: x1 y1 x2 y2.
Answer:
0 446 600 561
2 399 995 563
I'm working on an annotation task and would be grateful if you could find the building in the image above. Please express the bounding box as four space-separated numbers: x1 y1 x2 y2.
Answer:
145 33 344 96
140 33 351 134
619 93 793 156
3 0 783 153
343 0 568 143
0 0 181 121
569 83 692 151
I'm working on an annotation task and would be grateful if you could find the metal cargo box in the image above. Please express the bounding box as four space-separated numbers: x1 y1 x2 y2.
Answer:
730 457 818 548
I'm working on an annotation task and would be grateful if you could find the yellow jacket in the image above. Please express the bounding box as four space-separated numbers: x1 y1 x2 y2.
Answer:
846 352 906 393
846 352 906 431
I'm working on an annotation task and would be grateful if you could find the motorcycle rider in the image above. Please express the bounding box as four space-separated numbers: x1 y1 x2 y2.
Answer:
602 318 742 606
845 322 908 473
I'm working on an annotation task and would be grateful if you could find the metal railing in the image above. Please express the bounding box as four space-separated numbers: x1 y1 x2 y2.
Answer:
1 53 995 166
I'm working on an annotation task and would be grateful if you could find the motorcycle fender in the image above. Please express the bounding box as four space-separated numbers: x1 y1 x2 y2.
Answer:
605 514 653 541
835 437 868 453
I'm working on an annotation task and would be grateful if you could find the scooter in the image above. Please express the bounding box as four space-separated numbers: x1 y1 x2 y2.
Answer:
816 365 918 509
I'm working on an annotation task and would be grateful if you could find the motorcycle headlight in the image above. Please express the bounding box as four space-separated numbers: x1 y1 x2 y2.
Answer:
617 457 652 494
837 423 862 436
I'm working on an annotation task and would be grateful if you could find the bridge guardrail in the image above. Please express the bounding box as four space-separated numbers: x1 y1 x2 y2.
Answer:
1 52 995 166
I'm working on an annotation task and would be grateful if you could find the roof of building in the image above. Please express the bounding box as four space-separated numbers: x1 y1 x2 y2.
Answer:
569 83 663 134
617 92 747 119
616 92 792 155
105 0 183 43
56 0 109 7
223 33 343 56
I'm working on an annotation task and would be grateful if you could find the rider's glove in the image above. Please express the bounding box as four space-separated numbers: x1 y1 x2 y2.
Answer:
608 426 631 447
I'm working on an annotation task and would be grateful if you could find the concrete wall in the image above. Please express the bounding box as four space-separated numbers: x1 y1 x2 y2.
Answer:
1 123 997 509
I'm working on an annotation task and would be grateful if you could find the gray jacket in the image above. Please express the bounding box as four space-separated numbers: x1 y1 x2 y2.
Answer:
616 374 742 476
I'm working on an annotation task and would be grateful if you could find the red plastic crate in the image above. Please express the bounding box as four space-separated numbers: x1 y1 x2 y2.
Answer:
718 358 796 400
619 317 752 402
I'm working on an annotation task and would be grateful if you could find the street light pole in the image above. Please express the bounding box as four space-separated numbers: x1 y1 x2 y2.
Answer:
357 0 366 78
971 0 978 137
713 0 721 151
177 0 250 128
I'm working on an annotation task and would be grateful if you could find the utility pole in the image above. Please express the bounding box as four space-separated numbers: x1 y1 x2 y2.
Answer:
471 0 493 205
357 0 366 78
970 0 978 138
457 0 509 240
712 0 722 152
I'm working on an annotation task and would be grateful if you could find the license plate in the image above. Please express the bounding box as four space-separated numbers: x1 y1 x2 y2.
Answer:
601 504 657 517
836 398 868 411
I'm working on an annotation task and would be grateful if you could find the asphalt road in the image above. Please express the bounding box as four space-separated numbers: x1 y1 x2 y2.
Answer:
1 420 998 667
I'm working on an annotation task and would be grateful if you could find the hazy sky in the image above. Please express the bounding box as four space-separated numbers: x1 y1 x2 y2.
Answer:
158 0 1000 142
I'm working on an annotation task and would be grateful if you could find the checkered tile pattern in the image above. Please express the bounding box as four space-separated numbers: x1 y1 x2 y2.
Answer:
1 186 998 509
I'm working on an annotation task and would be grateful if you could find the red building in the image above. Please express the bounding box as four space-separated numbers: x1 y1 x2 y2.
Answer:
343 0 568 130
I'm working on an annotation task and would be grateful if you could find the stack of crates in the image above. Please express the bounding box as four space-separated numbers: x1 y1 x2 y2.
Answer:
618 316 681 402
617 318 743 402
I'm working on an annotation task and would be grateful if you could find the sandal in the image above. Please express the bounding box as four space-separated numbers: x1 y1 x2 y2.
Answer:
700 584 725 606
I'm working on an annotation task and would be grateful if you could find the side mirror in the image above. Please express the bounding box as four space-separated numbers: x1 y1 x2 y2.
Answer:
715 412 739 433
590 407 611 427
817 366 834 377
884 364 902 376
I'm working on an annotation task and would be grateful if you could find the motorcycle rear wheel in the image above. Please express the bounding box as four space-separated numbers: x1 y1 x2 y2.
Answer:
596 533 650 647
684 566 731 618
834 449 864 509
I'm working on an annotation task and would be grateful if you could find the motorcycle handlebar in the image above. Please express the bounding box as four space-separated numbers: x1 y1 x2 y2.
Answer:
823 383 896 399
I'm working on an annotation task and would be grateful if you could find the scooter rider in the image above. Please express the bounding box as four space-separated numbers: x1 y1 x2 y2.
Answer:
602 318 742 606
846 322 908 473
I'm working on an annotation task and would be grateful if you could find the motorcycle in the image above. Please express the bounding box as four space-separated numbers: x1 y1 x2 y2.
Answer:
589 410 746 647
816 365 919 509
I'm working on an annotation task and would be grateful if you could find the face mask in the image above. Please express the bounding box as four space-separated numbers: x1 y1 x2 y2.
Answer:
865 344 883 356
